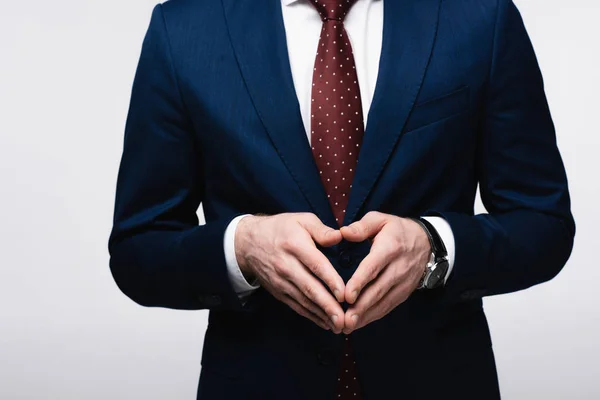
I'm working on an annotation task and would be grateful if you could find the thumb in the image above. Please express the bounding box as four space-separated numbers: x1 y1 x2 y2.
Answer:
300 217 342 247
340 211 387 242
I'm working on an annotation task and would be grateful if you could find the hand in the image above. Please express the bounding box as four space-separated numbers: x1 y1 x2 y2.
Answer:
235 213 346 333
339 212 431 334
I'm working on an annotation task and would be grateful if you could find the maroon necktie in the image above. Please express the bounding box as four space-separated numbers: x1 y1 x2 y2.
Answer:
309 0 364 398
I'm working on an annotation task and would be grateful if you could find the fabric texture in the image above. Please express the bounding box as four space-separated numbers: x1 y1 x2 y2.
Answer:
222 0 456 296
308 0 364 397
108 0 575 398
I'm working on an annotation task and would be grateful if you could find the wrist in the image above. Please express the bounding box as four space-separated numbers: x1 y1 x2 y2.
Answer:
406 217 432 257
415 221 432 255
407 218 432 289
234 214 264 282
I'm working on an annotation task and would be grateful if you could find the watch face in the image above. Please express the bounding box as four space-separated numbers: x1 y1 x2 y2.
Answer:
426 260 449 289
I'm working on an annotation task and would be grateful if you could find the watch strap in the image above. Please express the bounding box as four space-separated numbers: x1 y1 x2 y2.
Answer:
415 217 447 258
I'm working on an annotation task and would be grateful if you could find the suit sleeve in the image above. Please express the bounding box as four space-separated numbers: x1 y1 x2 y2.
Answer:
427 0 575 303
108 4 247 311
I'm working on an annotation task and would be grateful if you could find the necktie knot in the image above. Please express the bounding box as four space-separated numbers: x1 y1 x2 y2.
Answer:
310 0 357 22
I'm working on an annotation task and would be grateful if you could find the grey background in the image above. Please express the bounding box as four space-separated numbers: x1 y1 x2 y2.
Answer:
1 0 598 399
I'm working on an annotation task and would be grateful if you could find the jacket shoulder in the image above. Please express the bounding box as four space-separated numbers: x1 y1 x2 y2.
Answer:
440 0 505 40
159 0 222 22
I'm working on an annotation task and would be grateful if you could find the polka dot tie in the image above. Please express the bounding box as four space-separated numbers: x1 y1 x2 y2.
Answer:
308 1 364 399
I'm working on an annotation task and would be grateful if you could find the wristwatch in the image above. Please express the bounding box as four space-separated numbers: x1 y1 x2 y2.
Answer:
411 217 449 290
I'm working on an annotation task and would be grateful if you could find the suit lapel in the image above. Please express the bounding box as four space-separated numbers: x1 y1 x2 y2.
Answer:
342 0 442 226
221 0 337 227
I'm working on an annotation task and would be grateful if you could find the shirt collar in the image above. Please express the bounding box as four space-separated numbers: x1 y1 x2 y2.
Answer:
282 0 379 7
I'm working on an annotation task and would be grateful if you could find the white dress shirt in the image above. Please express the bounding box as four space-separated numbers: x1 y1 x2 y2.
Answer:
224 0 456 297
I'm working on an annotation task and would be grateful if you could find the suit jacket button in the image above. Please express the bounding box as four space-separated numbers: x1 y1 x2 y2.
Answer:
339 251 352 269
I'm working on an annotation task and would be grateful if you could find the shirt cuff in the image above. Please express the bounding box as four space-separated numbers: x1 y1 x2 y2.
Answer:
422 216 455 284
224 214 260 299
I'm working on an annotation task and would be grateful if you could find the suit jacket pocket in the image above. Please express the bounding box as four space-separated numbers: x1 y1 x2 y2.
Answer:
404 85 470 133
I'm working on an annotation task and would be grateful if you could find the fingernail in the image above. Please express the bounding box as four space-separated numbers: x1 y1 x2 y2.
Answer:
351 314 358 326
331 315 338 324
334 289 341 300
351 290 358 302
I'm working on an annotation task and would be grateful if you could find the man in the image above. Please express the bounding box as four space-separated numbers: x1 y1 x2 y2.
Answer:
108 0 575 398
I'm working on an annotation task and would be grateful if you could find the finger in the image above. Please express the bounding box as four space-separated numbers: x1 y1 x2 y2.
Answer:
346 263 396 327
345 240 395 304
284 295 332 331
298 215 343 247
340 211 387 242
293 243 346 303
266 275 332 330
290 264 345 332
280 280 332 328
353 282 410 331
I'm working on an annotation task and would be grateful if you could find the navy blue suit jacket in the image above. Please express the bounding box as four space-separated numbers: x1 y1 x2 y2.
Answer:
109 0 575 398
